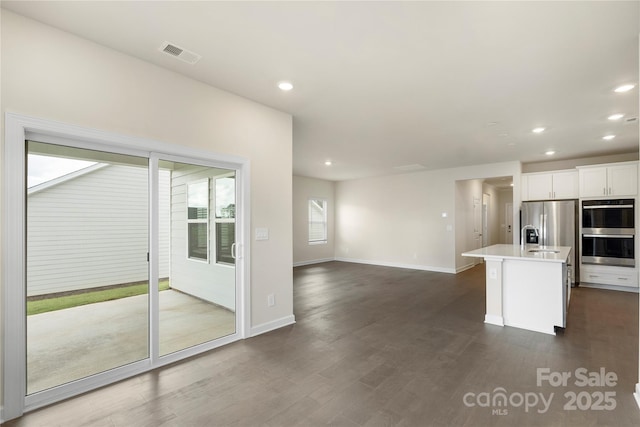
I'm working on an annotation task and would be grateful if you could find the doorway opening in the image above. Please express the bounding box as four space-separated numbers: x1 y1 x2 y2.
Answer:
454 176 514 271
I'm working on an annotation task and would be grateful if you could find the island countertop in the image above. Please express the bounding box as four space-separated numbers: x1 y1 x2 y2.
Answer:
462 244 571 263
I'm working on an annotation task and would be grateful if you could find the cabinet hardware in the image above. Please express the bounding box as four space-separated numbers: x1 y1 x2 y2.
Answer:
583 234 634 239
618 277 628 280
609 187 612 195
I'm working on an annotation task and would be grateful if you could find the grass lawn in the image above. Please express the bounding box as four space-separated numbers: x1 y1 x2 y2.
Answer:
27 279 171 316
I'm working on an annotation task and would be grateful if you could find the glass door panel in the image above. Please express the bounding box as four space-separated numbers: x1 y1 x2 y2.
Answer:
158 160 236 356
26 141 149 394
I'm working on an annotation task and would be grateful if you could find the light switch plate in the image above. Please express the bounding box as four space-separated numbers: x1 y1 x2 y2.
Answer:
255 227 269 241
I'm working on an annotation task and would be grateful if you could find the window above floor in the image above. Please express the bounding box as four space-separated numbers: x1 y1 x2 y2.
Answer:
308 199 327 244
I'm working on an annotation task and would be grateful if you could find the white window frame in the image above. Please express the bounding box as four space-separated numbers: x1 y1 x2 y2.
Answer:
2 112 251 421
308 198 328 245
214 173 236 266
186 178 210 263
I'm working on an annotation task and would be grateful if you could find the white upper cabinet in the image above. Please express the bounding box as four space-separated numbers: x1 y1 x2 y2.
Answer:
522 170 578 200
578 162 638 198
608 163 638 196
550 171 579 199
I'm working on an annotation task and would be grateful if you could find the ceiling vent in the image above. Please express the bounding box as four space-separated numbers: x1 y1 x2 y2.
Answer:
159 42 201 65
393 164 427 172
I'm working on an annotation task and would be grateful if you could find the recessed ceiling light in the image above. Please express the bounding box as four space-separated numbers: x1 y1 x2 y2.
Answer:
278 81 293 91
532 127 546 133
608 113 625 121
602 135 616 140
324 160 332 166
545 150 555 156
614 84 635 93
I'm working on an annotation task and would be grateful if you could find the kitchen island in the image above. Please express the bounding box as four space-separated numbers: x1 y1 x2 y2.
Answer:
462 244 572 335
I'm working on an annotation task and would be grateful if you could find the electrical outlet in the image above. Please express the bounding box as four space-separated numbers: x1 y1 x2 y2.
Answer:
489 268 497 279
267 294 275 307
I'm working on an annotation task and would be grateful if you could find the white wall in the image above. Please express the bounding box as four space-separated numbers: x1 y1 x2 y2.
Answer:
293 175 335 266
455 179 484 271
523 152 638 173
334 161 522 273
482 182 501 246
1 10 293 410
26 164 170 296
497 189 514 244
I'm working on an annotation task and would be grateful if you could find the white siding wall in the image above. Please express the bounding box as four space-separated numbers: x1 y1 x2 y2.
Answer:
169 165 236 310
27 165 171 296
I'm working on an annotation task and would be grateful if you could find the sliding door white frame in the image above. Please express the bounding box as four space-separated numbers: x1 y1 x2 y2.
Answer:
2 112 251 421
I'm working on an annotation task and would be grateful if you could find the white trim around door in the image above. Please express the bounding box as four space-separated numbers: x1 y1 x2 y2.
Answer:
2 112 251 421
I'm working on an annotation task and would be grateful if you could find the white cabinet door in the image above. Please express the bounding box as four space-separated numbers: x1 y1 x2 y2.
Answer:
579 167 608 197
526 173 553 200
608 163 638 196
552 171 578 199
581 264 639 288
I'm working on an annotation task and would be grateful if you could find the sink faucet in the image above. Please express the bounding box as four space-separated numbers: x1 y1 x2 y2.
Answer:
520 225 539 249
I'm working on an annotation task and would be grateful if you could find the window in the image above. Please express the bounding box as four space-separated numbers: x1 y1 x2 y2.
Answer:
187 180 209 261
215 175 235 264
308 199 327 244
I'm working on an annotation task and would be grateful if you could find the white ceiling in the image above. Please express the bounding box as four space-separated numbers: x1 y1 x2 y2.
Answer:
3 1 639 181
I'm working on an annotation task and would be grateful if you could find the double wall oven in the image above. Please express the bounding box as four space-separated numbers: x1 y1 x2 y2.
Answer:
582 199 635 267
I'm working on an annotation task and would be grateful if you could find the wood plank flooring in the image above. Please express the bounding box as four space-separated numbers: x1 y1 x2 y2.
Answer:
5 261 640 426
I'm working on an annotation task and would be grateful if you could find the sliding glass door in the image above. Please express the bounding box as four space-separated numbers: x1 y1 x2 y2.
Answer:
26 142 150 394
4 127 245 420
2 115 248 421
158 160 236 356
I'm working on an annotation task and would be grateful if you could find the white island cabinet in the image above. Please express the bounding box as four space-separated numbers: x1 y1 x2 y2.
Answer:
462 244 572 335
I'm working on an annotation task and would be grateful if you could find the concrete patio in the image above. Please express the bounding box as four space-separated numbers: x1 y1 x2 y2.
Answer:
27 290 235 394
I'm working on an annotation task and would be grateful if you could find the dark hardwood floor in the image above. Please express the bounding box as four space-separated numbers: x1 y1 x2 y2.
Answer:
5 261 640 426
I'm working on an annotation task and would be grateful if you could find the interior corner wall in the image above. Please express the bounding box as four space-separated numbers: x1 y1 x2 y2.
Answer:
292 175 335 266
455 179 483 271
334 161 522 274
0 10 294 407
481 182 502 246
497 189 514 244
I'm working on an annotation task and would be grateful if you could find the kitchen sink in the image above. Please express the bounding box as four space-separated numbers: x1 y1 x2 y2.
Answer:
528 249 560 254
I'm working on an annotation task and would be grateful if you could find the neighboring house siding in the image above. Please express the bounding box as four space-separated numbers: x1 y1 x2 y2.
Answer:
170 164 235 311
27 165 171 296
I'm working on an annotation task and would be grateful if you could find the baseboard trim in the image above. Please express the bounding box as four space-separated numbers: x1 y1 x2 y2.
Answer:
579 283 640 293
250 315 296 337
456 263 478 273
293 258 335 267
334 257 456 274
634 383 640 410
485 314 504 327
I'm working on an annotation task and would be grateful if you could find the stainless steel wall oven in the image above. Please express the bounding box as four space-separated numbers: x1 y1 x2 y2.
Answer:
581 199 635 267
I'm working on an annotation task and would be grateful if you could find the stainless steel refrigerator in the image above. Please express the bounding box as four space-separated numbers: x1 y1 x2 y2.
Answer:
521 200 579 284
